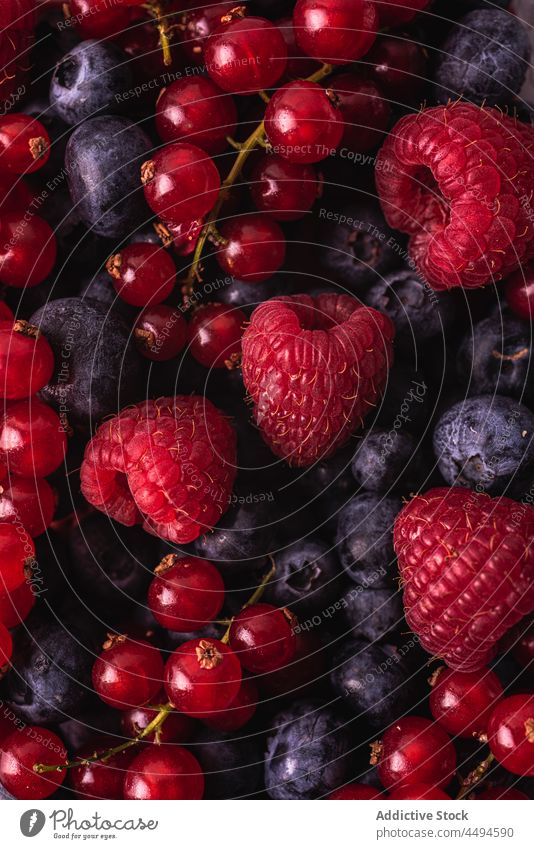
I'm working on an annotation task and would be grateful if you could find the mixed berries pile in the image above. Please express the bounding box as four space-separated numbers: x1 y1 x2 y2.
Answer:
0 0 532 802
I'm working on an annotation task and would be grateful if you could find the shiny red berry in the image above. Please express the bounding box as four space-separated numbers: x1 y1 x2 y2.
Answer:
0 177 33 217
229 603 297 673
0 579 35 628
429 666 504 739
203 677 258 731
366 34 427 102
265 80 344 164
0 212 56 287
156 76 237 154
92 635 164 711
487 694 534 776
179 2 236 63
373 716 457 790
276 17 320 80
388 784 451 800
205 15 287 94
0 398 67 477
0 475 55 537
328 783 382 799
121 696 195 744
376 0 431 28
164 637 242 718
134 304 187 361
124 744 204 800
293 0 378 65
0 522 34 592
70 737 137 800
142 142 220 225
217 213 285 282
188 303 245 368
505 263 534 321
0 320 54 400
106 243 176 307
332 72 391 153
0 726 67 799
0 620 12 665
148 554 225 631
251 155 319 221
68 0 131 38
0 301 13 322
0 113 50 174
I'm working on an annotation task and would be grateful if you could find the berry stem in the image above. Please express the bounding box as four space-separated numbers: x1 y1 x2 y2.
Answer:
144 2 173 67
220 561 276 644
456 752 496 800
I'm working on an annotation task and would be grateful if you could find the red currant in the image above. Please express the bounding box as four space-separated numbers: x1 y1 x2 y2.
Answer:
205 14 287 94
251 155 319 221
156 77 237 155
124 744 204 799
429 666 504 739
0 114 50 174
0 301 13 322
0 320 54 400
134 304 187 361
70 737 137 800
487 694 534 776
142 142 220 225
188 303 245 368
0 522 34 592
0 212 56 287
265 80 344 164
505 263 534 321
92 635 165 711
106 243 176 307
332 72 391 153
0 579 35 628
376 0 431 27
161 217 204 256
293 0 378 66
366 34 428 102
276 17 320 80
0 399 67 477
0 177 33 217
373 716 456 790
475 787 530 800
217 213 286 282
203 677 258 731
388 784 451 800
67 0 131 39
260 632 325 699
0 726 67 799
328 783 382 799
121 695 195 744
179 2 236 63
148 554 225 631
0 475 55 537
229 603 297 673
0 620 12 665
164 637 242 717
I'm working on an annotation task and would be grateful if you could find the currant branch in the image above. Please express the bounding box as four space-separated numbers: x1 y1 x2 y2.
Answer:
456 752 496 800
144 2 174 67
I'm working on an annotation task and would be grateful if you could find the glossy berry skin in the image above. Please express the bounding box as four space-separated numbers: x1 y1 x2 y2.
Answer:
367 35 427 102
156 76 237 154
250 155 319 221
0 114 50 174
0 399 66 477
0 522 34 592
0 321 54 400
0 475 55 538
121 698 195 745
106 243 176 307
142 142 220 225
92 637 164 711
0 726 67 799
376 0 430 27
265 81 344 164
0 580 35 628
205 16 287 94
0 302 13 322
505 264 534 320
229 603 297 674
179 2 236 63
70 738 137 800
388 784 451 800
203 677 258 732
134 304 187 361
188 303 246 368
328 783 382 799
148 554 225 631
487 695 534 776
333 73 391 153
217 214 285 283
293 0 377 65
0 620 12 665
429 667 503 739
0 213 56 287
276 16 320 80
164 638 242 718
375 716 456 790
124 745 204 800
68 0 131 39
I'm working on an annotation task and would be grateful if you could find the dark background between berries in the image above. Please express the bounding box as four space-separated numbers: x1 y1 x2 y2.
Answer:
0 0 532 804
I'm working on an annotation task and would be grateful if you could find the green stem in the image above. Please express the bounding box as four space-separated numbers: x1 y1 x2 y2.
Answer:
456 752 495 800
220 561 276 644
144 2 173 67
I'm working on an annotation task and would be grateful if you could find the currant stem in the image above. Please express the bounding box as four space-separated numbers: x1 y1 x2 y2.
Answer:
220 561 276 644
456 752 496 800
144 2 173 67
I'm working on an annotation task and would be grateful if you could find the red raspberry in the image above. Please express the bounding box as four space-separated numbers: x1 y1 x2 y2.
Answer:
394 487 534 671
80 397 236 544
241 294 394 466
375 104 534 290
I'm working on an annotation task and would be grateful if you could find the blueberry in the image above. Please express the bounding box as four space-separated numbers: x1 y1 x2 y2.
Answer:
299 444 357 535
192 727 263 799
457 315 533 402
351 427 424 493
79 270 136 319
434 10 530 106
58 701 121 752
194 498 277 573
214 273 289 314
65 116 151 238
433 395 534 493
264 700 353 799
50 40 133 126
265 537 343 614
341 587 404 642
335 494 401 587
30 297 144 428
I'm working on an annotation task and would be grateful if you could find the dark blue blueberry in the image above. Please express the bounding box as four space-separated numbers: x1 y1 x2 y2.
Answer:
264 700 353 799
299 444 357 536
340 587 404 642
335 494 401 587
351 427 423 493
194 498 278 574
192 727 263 800
50 40 133 126
127 225 162 246
65 115 151 238
214 273 289 314
79 270 136 319
434 10 530 106
264 537 343 615
433 395 534 493
374 362 429 434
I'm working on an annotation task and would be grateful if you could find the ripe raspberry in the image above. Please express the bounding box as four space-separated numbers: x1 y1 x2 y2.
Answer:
394 487 534 671
375 103 534 290
241 294 394 466
80 397 237 544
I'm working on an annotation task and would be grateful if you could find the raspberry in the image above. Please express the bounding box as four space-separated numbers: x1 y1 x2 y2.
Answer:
375 103 534 290
80 397 237 544
394 487 534 671
241 294 394 466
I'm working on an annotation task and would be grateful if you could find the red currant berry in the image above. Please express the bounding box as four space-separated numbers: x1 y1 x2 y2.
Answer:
134 304 187 361
121 695 195 744
179 2 236 63
0 620 12 665
276 17 320 80
251 155 319 221
124 744 204 799
164 638 242 717
217 213 285 283
0 212 56 287
0 711 15 745
142 143 220 225
205 14 287 94
0 320 54 400
203 677 258 731
0 579 35 628
328 783 382 799
229 603 297 674
148 554 225 631
0 399 67 477
332 72 391 153
0 177 33 217
0 301 13 322
265 80 344 164
513 620 534 666
0 726 67 799
106 243 176 307
67 0 131 39
505 263 534 321
376 0 431 28
293 0 378 66
388 784 451 800
475 787 530 800
373 716 457 790
487 694 534 776
161 217 204 257
156 77 237 155
0 475 55 537
92 635 164 711
366 34 427 102
70 737 137 800
260 632 325 699
429 666 504 739
0 114 50 174
0 522 34 592
188 303 245 368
